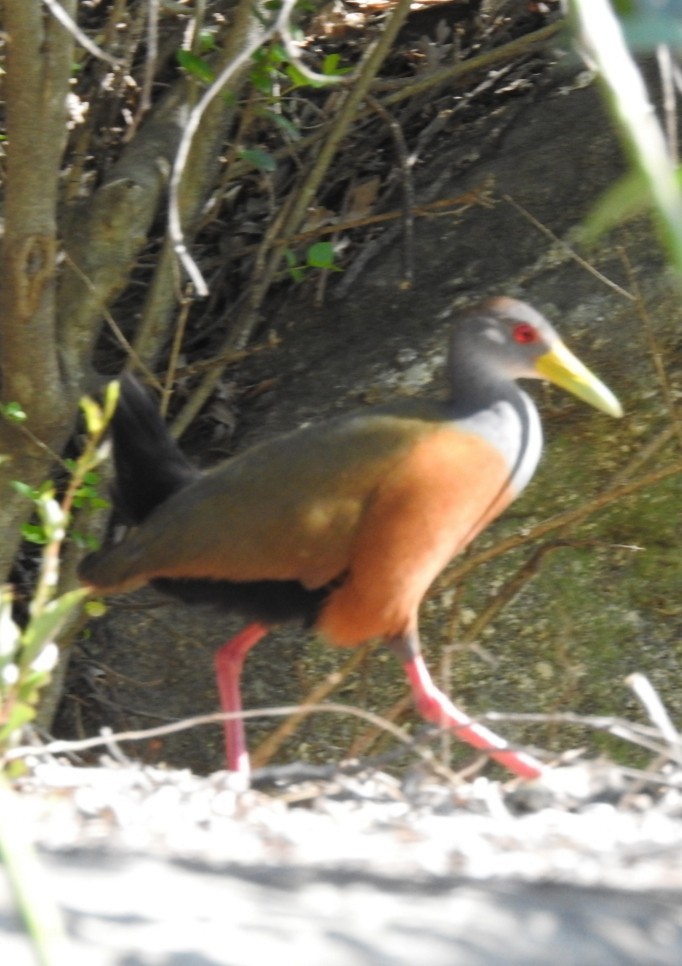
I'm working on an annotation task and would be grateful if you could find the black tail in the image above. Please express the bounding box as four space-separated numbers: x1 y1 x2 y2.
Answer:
109 375 197 524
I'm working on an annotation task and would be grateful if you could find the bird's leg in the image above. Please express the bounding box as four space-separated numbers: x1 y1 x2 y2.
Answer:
387 631 546 780
214 623 268 778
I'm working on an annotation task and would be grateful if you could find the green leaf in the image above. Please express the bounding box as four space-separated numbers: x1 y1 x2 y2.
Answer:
306 241 339 270
285 62 321 90
198 29 218 53
582 171 648 245
0 703 35 744
269 42 287 63
239 147 277 173
20 524 47 545
85 599 107 618
582 164 682 245
262 110 301 141
19 587 89 668
11 480 37 501
102 380 121 425
283 247 305 283
1 401 27 424
71 531 101 551
80 395 104 437
176 50 215 84
18 669 51 703
321 53 351 77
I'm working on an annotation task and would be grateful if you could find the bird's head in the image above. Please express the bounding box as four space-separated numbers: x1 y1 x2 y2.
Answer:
450 297 623 418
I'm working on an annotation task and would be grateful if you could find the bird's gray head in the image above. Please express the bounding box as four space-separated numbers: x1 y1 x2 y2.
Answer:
448 297 622 417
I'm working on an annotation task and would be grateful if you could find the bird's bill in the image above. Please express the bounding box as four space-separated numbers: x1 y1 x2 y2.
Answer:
535 340 623 418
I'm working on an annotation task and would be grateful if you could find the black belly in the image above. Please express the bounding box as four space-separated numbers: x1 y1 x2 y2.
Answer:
152 576 333 628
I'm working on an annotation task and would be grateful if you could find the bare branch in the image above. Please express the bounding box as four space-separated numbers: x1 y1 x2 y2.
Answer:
41 0 123 66
168 0 344 295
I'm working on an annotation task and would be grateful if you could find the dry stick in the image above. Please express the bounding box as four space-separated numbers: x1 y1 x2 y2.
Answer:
250 645 377 768
161 295 192 417
484 710 681 765
608 423 679 490
618 672 681 805
503 193 636 301
42 0 123 65
366 95 415 288
445 459 682 587
378 21 565 106
61 253 159 390
271 0 416 253
123 0 160 140
228 189 492 253
168 0 347 295
4 705 463 784
170 196 295 436
16 705 682 780
171 0 417 430
627 672 681 752
171 340 273 379
619 248 682 453
217 22 565 188
172 15 554 387
229 0 417 345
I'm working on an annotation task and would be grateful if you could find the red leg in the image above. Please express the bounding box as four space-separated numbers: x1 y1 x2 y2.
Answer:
389 634 546 780
214 623 268 777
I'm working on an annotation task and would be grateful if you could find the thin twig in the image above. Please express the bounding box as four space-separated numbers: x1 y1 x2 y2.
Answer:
168 0 343 295
483 709 682 764
4 703 469 783
445 460 682 587
367 95 415 288
41 0 124 66
503 193 635 301
619 249 682 453
626 672 681 751
251 645 378 768
378 21 565 105
161 295 192 416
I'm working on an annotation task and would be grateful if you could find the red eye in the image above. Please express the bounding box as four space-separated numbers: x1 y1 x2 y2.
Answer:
513 323 540 344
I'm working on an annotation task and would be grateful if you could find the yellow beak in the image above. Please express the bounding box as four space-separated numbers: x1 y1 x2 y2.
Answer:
535 340 623 418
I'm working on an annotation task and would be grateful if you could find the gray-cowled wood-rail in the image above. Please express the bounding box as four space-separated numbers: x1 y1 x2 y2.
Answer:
78 298 622 780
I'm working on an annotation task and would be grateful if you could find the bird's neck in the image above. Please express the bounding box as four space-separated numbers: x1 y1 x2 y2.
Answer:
445 364 543 499
445 351 525 414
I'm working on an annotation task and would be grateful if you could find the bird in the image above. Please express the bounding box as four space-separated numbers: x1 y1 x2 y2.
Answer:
78 297 622 780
